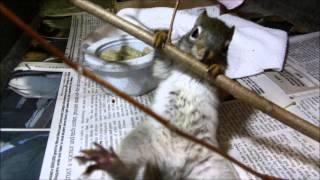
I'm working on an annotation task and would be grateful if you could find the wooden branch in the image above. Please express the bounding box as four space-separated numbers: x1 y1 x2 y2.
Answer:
69 0 319 142
0 3 278 179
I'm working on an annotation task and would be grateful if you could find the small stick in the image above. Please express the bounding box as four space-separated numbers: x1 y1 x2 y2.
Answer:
166 0 180 44
0 3 280 179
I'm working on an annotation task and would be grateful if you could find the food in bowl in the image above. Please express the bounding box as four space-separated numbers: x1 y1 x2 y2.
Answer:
99 45 152 61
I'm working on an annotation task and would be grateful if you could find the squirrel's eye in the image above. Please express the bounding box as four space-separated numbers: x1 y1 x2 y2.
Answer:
190 26 202 40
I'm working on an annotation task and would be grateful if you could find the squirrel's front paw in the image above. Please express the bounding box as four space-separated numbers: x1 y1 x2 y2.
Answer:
75 143 128 176
153 30 169 48
206 64 225 77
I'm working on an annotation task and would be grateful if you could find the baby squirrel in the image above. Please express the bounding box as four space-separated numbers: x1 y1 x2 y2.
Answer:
76 11 236 180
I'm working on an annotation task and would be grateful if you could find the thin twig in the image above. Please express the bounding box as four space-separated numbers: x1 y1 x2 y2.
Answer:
0 2 279 179
166 0 180 44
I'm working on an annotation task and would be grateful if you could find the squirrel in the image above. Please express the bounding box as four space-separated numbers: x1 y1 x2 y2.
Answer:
76 11 236 180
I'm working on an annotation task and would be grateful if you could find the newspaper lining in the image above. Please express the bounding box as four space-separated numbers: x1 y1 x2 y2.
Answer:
39 13 319 179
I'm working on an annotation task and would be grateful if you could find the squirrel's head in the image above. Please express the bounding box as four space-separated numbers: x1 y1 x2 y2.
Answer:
179 11 234 68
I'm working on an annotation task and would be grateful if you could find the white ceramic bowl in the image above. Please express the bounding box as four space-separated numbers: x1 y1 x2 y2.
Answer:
83 35 157 96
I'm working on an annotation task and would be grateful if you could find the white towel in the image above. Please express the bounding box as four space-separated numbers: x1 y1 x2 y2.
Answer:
219 14 288 78
117 6 288 79
217 0 244 10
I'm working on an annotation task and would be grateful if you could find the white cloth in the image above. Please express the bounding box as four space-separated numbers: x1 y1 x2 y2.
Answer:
219 14 288 78
117 6 288 79
217 0 244 9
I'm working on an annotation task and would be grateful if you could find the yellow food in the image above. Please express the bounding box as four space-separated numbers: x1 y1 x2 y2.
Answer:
100 45 152 61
